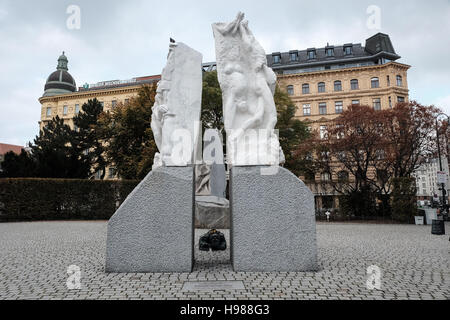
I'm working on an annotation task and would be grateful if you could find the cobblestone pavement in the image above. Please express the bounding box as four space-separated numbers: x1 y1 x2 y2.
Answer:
0 221 448 300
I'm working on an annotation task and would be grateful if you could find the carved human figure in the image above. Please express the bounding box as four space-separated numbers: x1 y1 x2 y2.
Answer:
212 12 281 165
151 41 202 169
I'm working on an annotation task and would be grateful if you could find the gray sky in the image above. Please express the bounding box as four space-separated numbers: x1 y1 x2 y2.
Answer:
0 0 449 146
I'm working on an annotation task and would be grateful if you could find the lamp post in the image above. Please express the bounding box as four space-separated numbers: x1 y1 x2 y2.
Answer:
435 113 449 217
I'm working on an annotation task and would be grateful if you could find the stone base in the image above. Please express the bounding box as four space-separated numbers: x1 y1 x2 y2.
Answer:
230 166 318 272
195 196 230 229
105 166 194 273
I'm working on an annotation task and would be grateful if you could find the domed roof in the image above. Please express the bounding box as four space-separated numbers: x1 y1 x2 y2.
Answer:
43 52 77 97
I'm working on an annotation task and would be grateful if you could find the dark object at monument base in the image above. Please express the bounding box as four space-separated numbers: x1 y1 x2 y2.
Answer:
199 229 227 251
431 219 445 235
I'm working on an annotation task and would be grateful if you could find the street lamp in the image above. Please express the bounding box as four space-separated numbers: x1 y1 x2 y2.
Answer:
435 112 449 217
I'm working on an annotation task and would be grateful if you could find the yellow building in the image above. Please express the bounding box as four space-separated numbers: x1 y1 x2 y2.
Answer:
40 33 410 194
38 53 160 179
39 53 160 132
268 33 410 210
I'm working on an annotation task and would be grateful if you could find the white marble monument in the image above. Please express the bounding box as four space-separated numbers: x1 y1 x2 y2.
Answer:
213 13 318 272
151 42 203 169
212 12 282 166
106 41 202 273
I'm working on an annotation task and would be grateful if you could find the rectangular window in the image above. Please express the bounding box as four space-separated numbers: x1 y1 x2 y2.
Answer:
273 54 281 64
63 105 68 115
335 101 343 114
289 52 298 62
371 78 380 88
326 48 334 57
344 46 352 55
307 50 316 60
75 104 80 114
303 104 311 116
397 96 405 103
100 102 104 109
389 97 392 108
352 100 360 105
302 84 310 94
124 99 130 104
387 75 390 86
350 79 359 90
108 168 116 179
318 82 325 93
319 103 327 115
373 98 381 111
112 100 117 108
334 81 342 91
46 107 52 117
287 86 294 96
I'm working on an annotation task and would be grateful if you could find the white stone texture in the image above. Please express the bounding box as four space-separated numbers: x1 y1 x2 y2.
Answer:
151 42 203 169
212 12 281 166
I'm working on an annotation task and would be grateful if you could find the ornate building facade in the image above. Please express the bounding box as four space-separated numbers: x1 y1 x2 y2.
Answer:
39 33 410 192
39 53 160 132
38 53 160 179
270 33 410 210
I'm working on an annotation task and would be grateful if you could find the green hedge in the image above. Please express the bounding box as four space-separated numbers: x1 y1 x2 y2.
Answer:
0 178 140 222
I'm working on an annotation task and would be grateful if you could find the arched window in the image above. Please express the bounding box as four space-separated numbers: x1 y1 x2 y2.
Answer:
318 82 325 93
371 77 379 88
334 80 342 91
350 79 359 90
396 75 403 87
286 85 294 96
302 83 310 94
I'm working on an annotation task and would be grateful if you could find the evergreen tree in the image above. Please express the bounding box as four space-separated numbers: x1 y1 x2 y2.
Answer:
73 98 107 179
31 116 90 178
0 150 36 178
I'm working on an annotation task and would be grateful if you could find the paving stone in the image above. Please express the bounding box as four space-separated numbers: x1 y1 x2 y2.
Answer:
0 221 448 300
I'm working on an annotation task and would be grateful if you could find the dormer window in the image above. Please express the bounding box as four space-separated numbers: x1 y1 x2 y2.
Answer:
326 47 334 57
307 49 316 60
289 51 298 62
344 45 353 55
272 53 281 64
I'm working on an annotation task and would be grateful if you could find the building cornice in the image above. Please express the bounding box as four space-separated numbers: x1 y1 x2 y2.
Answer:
277 62 411 79
289 87 409 102
38 84 144 104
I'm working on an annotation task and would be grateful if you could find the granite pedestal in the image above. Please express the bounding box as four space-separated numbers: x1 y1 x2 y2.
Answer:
105 166 194 273
230 166 318 272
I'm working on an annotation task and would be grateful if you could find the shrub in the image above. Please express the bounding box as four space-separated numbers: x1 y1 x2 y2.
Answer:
0 178 139 222
391 177 417 223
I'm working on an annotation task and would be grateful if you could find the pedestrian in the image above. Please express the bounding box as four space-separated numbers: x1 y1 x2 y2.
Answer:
325 210 331 222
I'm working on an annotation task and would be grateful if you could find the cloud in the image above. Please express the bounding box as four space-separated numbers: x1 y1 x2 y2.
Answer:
0 0 449 145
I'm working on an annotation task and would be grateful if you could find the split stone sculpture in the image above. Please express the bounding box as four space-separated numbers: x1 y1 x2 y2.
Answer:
213 13 318 272
105 41 202 272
